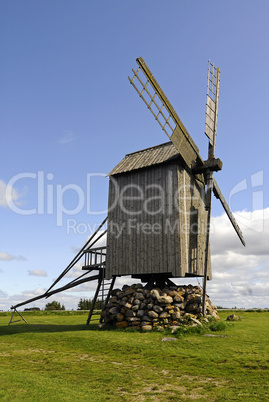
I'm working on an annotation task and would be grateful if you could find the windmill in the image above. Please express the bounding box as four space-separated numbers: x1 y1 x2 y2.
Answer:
9 57 246 324
127 57 245 314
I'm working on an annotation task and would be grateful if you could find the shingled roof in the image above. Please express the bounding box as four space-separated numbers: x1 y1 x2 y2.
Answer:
108 141 181 176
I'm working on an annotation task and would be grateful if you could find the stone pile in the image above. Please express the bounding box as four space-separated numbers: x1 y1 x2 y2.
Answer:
100 283 219 331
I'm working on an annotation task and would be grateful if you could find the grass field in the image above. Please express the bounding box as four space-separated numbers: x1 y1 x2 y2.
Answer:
0 310 268 401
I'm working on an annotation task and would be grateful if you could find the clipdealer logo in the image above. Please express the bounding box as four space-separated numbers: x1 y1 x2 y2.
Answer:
4 169 265 234
5 172 108 226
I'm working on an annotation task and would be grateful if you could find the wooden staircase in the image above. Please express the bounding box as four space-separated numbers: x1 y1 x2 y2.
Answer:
82 246 116 325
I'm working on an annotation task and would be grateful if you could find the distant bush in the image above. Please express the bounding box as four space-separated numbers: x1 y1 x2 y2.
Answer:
77 298 103 310
45 301 65 310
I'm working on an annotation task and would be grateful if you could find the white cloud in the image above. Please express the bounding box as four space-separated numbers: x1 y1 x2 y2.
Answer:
208 208 269 308
211 208 269 255
28 269 48 277
0 179 22 208
0 252 27 261
58 130 75 145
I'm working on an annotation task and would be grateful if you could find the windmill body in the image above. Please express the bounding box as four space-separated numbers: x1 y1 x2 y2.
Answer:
106 141 211 283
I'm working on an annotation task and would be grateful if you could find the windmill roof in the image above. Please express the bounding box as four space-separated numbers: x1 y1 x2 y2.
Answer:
108 141 181 176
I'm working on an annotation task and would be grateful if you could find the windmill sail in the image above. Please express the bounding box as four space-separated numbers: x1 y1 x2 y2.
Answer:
213 179 246 246
205 60 220 151
129 57 204 169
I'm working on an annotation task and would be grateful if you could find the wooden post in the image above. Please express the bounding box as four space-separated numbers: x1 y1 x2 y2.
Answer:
202 170 213 316
86 272 103 325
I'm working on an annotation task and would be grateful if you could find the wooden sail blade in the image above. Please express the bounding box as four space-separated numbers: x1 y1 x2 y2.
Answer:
129 57 204 169
205 60 220 152
213 178 246 246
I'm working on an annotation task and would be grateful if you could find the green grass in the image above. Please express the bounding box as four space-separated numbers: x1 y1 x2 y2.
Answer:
0 311 268 401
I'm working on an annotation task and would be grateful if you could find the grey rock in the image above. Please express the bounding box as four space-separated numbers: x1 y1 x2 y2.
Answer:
170 325 180 333
134 283 144 290
141 317 151 325
171 311 181 320
110 296 118 304
125 309 136 317
159 311 170 319
203 334 228 338
158 296 173 304
126 317 140 322
174 295 184 303
109 307 119 315
148 310 158 318
226 314 240 321
150 289 160 299
116 313 125 322
137 309 145 318
153 305 163 314
135 292 145 301
190 317 203 326
141 325 152 331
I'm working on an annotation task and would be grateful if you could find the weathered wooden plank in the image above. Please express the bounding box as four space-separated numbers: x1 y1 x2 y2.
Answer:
171 125 198 168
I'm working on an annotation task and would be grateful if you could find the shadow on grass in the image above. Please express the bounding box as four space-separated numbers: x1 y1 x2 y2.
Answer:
0 323 104 335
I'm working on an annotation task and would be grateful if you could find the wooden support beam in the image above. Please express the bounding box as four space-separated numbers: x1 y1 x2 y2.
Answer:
11 274 101 310
8 308 28 326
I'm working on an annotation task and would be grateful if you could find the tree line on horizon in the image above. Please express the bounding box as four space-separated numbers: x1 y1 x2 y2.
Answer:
23 298 103 311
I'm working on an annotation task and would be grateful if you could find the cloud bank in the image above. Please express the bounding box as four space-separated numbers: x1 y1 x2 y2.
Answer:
208 208 269 308
1 208 268 311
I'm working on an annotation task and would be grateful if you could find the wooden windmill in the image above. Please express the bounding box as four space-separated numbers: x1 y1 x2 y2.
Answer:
9 57 245 324
105 57 245 314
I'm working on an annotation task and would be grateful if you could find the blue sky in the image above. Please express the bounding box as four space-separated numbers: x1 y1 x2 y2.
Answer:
0 0 268 311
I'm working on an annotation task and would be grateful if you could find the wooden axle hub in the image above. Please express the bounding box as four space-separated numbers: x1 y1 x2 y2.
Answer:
191 157 223 175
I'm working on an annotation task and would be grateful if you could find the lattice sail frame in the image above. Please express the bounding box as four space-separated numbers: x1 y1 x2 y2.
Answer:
129 63 176 138
128 57 203 169
205 60 221 149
